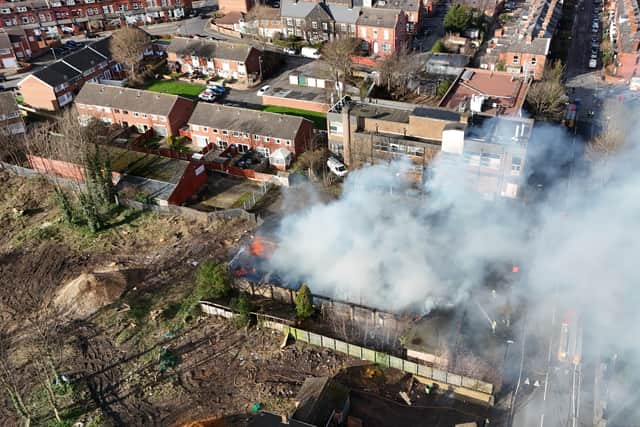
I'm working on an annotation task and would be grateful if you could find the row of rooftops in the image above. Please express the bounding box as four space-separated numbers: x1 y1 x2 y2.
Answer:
29 37 113 88
617 0 640 53
75 83 309 141
279 0 414 27
166 36 255 62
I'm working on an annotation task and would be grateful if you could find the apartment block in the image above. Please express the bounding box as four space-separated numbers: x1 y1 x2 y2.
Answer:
75 83 195 136
187 103 314 169
327 97 533 198
17 37 124 111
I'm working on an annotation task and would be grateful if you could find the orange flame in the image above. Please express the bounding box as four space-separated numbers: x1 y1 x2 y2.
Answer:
249 237 276 259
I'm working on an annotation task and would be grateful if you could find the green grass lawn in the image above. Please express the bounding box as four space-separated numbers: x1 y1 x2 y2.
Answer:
262 106 327 130
145 80 205 100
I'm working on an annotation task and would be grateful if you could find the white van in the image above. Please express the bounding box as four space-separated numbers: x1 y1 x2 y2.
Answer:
327 157 348 177
589 58 598 68
301 47 321 59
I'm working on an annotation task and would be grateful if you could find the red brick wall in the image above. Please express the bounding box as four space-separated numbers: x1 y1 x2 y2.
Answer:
614 52 640 82
499 51 546 80
18 75 57 110
168 162 208 205
293 119 314 156
166 97 195 135
218 0 252 13
28 155 85 181
357 14 408 56
191 126 301 155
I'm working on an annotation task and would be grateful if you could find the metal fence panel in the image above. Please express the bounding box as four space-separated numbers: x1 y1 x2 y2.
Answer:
348 344 362 359
335 340 348 354
432 368 447 382
309 332 322 346
403 360 419 375
362 348 376 362
375 351 390 367
417 364 432 378
476 381 494 394
321 336 336 350
389 356 404 370
448 373 462 386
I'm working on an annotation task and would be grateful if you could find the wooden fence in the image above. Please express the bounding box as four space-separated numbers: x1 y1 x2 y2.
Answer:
199 300 495 404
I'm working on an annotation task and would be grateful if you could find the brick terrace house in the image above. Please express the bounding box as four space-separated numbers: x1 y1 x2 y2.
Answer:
0 29 27 68
243 7 282 41
281 0 335 43
0 92 25 135
0 0 191 57
17 37 124 111
167 37 263 82
375 0 425 35
356 7 408 56
187 103 313 169
609 0 640 84
75 83 195 136
479 0 562 80
439 68 530 116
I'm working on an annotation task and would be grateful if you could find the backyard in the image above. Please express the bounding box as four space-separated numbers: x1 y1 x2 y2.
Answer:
145 80 205 100
262 106 327 130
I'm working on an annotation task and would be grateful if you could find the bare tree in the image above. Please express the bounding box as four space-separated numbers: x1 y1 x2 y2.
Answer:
321 38 360 98
0 333 32 426
587 102 628 163
110 27 151 82
377 50 422 100
525 60 568 121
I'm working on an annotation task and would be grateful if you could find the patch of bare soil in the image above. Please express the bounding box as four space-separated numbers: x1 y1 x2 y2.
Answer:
55 268 127 319
0 172 353 426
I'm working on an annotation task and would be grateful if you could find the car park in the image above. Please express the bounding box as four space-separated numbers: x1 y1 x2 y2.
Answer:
256 85 271 96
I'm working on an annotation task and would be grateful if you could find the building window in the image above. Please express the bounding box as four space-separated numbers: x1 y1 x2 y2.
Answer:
192 124 200 131
133 112 139 117
275 138 281 144
295 18 302 27
322 22 328 30
340 23 347 32
254 134 260 140
265 136 270 142
21 17 29 24
113 109 120 113
243 132 249 138
218 140 228 149
382 43 391 53
383 30 389 40
160 116 166 122
463 151 481 166
511 157 522 175
512 55 519 64
329 121 343 135
222 130 228 135
286 18 292 26
203 127 208 132
286 140 292 146
233 131 240 137
142 113 147 118
312 21 318 29
256 146 270 157
213 128 218 133
122 110 128 115
530 57 537 65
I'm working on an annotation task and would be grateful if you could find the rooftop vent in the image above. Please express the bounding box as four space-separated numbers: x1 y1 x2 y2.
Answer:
461 69 474 80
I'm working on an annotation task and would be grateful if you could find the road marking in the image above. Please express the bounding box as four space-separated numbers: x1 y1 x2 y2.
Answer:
543 371 550 401
540 413 545 427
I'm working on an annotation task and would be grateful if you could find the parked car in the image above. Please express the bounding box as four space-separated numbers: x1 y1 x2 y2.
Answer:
237 151 261 169
256 85 271 96
283 47 296 55
198 89 217 102
207 83 225 94
199 12 209 18
0 75 7 83
589 58 598 68
301 47 321 59
327 157 348 177
272 1 280 7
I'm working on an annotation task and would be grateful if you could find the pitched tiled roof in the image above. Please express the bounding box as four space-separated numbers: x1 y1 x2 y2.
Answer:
0 31 12 51
281 0 319 18
376 0 421 12
327 3 361 24
62 48 108 72
75 83 189 117
167 37 254 62
32 61 81 87
356 7 399 27
189 103 309 141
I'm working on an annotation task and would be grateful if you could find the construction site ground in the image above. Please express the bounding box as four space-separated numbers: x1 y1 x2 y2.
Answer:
0 171 353 426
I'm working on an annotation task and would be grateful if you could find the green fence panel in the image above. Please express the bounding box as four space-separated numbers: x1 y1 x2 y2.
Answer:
417 364 432 378
375 351 390 367
432 368 447 382
448 373 462 386
309 332 322 347
348 344 363 359
389 356 404 370
362 348 376 362
335 339 348 354
321 336 336 350
475 380 494 394
403 360 419 375
461 376 480 390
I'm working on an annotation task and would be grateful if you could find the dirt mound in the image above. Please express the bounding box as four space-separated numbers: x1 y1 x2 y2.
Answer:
54 267 127 318
177 417 227 427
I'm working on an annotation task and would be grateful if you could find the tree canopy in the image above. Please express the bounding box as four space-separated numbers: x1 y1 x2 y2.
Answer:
444 5 473 34
110 27 151 82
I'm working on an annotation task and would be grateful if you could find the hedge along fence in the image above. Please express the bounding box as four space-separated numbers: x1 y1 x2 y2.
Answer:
199 301 495 402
